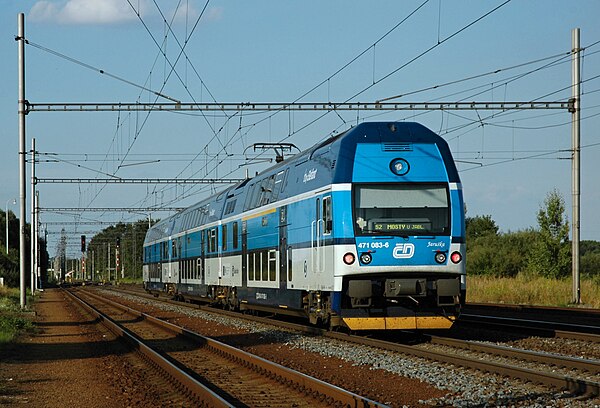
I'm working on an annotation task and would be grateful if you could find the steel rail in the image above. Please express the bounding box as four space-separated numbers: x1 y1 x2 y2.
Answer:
108 286 600 397
63 288 234 408
78 287 387 408
426 335 600 374
324 333 600 398
460 314 600 342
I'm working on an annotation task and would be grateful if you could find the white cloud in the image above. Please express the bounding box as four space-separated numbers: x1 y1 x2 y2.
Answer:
205 6 224 22
29 0 144 25
29 1 218 26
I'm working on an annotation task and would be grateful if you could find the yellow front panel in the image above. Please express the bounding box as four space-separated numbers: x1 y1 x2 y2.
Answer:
383 317 418 330
343 316 457 330
415 316 456 329
342 317 387 330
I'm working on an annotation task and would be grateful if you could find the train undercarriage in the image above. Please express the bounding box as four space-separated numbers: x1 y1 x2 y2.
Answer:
147 273 463 331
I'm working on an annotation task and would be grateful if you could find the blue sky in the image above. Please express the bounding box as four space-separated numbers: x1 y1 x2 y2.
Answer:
1 0 599 257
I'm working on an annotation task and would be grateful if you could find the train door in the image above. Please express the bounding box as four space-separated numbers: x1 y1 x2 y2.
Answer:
241 220 248 289
200 230 206 285
279 206 288 290
217 223 223 284
312 198 325 277
312 195 332 281
168 237 173 280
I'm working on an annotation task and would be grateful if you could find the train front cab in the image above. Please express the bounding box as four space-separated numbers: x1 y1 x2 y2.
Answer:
333 128 466 330
339 273 464 330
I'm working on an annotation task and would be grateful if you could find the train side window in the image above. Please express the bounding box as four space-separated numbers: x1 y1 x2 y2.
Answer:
209 228 218 252
247 182 262 210
222 224 228 251
288 246 292 281
261 251 269 281
244 183 254 210
272 169 287 200
232 222 239 250
248 253 255 280
224 200 237 215
315 198 320 235
323 196 332 235
172 240 177 258
269 250 277 281
259 175 275 206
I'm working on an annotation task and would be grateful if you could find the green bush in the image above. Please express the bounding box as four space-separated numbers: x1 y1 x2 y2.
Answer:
0 287 34 343
467 229 538 278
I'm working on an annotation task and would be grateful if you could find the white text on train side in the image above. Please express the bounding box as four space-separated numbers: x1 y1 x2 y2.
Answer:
303 169 317 183
427 241 446 248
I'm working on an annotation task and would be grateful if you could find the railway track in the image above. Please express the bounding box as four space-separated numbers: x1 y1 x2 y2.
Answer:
458 313 600 343
66 287 385 408
100 285 600 399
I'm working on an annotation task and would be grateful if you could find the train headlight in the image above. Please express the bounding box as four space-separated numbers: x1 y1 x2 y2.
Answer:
389 158 410 176
343 253 356 265
434 252 447 264
359 252 372 265
450 251 462 264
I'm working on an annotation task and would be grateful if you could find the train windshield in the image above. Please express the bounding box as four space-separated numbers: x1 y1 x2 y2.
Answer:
353 183 449 236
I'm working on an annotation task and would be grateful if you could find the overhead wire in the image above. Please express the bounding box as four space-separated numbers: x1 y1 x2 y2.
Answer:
135 0 523 209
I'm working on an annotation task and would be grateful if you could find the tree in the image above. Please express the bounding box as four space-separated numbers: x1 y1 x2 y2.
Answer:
527 189 571 279
466 214 499 241
87 219 152 282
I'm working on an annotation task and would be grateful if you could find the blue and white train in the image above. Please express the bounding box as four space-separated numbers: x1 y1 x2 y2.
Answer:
143 122 466 330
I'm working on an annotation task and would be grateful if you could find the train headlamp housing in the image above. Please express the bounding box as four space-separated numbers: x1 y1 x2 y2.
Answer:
359 252 372 265
450 251 462 264
389 158 410 176
434 251 447 264
343 252 356 265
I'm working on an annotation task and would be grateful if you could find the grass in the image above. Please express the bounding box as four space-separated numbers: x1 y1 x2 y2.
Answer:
467 274 600 308
0 286 35 344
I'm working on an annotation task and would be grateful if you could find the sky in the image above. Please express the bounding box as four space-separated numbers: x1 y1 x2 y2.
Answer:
1 0 599 258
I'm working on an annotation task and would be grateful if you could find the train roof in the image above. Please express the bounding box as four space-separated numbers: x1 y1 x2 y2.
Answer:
144 122 458 244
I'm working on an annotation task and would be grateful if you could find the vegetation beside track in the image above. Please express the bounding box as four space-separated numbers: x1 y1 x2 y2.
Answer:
467 274 600 308
0 286 35 343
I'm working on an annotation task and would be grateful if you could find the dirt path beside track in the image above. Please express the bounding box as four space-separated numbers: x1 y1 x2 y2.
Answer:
0 288 165 407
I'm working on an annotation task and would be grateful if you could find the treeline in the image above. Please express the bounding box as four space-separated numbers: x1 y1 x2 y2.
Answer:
467 190 600 279
86 220 152 281
0 210 48 287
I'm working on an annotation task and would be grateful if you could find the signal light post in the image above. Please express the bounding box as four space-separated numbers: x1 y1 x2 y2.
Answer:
81 235 86 281
115 237 121 281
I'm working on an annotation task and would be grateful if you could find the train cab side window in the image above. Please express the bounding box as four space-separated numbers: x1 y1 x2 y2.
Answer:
323 196 332 234
222 224 228 251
